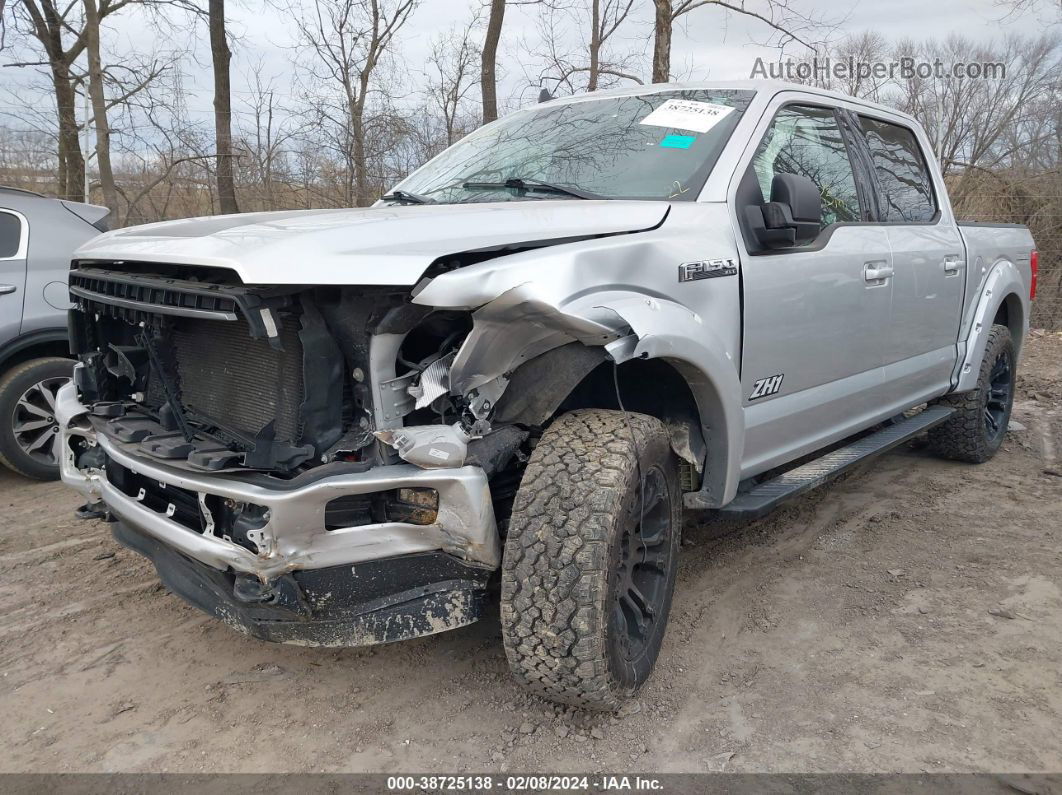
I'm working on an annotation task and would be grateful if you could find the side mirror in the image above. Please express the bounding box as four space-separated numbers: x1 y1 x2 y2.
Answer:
745 173 822 249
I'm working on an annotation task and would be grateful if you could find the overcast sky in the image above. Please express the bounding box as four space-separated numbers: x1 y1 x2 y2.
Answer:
0 0 1054 134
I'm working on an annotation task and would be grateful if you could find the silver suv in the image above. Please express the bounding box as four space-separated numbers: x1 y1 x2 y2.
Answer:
0 187 108 479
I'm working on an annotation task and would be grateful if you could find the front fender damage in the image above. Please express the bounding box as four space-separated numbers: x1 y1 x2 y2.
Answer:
447 283 625 395
379 284 743 507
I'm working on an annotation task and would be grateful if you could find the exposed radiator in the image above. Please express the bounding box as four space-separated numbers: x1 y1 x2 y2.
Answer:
168 314 305 443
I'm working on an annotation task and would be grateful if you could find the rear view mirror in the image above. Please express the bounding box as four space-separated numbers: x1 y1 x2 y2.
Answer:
745 173 822 249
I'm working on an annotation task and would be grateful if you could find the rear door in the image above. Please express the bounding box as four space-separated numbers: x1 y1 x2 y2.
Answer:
733 100 893 477
0 208 28 342
853 114 965 403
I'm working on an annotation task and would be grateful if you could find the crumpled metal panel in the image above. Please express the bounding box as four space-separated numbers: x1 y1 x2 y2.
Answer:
412 352 454 409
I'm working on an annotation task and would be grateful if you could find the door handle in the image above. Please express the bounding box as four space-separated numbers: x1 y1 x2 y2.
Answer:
864 263 894 282
943 256 963 275
0 284 18 295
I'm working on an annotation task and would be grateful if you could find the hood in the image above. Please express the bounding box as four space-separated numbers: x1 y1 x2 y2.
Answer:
73 201 670 285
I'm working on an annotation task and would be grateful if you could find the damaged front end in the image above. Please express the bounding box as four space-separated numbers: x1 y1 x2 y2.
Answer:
60 262 519 646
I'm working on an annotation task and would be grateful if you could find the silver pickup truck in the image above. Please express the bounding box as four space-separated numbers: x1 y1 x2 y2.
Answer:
57 81 1036 710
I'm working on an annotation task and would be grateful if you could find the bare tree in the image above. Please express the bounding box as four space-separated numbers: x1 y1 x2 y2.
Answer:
534 0 641 95
995 0 1062 22
479 0 540 124
3 0 100 200
481 0 505 123
291 0 420 206
891 34 1059 178
651 0 835 84
788 30 890 99
2 0 172 203
237 62 297 210
83 0 118 211
209 0 238 213
426 17 481 146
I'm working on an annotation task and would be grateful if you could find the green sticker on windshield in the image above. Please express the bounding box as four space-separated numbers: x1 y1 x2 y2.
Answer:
660 134 696 149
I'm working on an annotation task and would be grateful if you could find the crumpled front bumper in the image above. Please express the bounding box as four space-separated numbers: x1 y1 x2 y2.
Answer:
56 383 501 581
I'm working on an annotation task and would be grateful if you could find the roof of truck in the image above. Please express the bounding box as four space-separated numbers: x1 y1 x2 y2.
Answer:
537 79 918 125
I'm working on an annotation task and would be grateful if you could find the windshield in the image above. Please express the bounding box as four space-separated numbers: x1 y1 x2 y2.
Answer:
393 89 755 203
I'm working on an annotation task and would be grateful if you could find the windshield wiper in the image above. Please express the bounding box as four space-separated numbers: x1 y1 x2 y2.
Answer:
461 178 605 201
381 189 436 204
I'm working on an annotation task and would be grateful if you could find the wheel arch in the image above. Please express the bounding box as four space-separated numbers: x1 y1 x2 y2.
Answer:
992 292 1025 358
0 327 71 374
492 339 743 509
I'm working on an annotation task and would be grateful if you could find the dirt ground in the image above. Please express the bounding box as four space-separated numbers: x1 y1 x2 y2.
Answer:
1 334 1060 775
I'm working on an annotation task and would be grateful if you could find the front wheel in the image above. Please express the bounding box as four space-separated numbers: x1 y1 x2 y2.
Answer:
929 324 1015 463
0 357 74 480
500 409 682 711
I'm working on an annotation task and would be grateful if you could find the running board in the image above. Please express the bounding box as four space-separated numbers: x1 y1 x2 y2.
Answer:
718 406 956 520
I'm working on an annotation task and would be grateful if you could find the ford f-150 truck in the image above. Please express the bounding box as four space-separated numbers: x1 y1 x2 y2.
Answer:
57 81 1036 710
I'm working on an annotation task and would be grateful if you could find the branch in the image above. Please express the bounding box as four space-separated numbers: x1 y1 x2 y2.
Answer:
709 0 817 49
119 153 222 224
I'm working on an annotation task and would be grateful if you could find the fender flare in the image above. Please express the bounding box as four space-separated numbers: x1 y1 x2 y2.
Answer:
954 259 1028 393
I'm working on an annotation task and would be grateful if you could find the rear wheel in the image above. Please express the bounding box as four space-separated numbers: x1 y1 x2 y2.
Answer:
0 357 74 480
500 409 682 711
929 324 1015 463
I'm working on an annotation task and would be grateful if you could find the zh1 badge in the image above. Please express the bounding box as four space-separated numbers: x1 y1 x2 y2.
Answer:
678 258 737 283
750 373 784 400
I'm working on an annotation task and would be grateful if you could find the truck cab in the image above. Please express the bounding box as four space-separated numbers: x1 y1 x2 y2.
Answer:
56 82 1035 710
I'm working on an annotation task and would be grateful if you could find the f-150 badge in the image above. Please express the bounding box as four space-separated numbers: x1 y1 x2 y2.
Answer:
678 258 737 282
750 373 784 400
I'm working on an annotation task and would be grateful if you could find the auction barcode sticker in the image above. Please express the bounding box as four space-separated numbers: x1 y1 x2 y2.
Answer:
640 99 735 133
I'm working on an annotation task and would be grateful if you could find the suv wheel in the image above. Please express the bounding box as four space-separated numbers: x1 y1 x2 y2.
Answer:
929 324 1015 463
500 409 682 711
0 357 74 480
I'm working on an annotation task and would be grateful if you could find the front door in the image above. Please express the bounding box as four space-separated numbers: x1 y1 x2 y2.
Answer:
0 208 28 343
735 102 893 477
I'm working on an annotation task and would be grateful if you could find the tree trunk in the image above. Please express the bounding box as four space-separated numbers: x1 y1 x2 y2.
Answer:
33 3 85 201
651 0 672 84
83 0 117 216
481 0 505 124
351 89 369 206
588 0 601 91
53 70 85 201
209 0 239 214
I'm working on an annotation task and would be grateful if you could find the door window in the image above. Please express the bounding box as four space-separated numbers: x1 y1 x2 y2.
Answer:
0 211 23 259
857 116 936 222
751 105 862 227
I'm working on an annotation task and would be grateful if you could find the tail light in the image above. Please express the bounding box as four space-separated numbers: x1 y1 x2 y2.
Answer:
1030 249 1038 300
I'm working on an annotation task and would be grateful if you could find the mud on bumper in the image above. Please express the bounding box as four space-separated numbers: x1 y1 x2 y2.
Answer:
56 383 499 646
114 520 490 645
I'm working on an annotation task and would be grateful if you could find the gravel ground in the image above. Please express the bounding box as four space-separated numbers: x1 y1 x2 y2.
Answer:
1 333 1060 774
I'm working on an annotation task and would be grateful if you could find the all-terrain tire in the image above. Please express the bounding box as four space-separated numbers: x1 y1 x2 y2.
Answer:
500 409 682 711
0 357 74 480
929 324 1015 463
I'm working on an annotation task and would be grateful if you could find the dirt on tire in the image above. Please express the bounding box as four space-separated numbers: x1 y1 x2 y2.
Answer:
1 333 1061 774
500 409 681 711
930 324 1014 463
